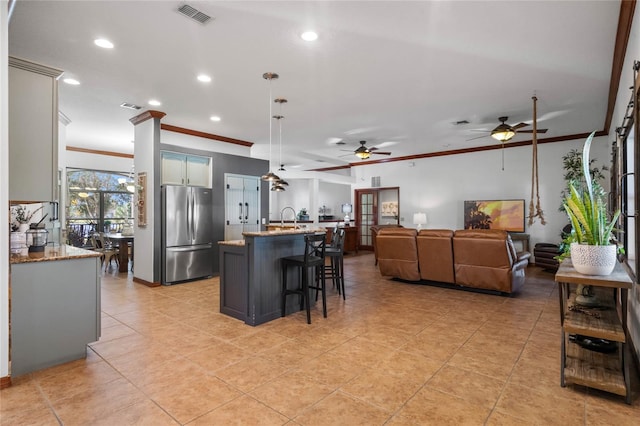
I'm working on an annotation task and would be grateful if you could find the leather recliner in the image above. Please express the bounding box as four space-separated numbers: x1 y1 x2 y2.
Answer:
376 228 420 281
452 229 531 293
371 224 403 265
416 229 455 283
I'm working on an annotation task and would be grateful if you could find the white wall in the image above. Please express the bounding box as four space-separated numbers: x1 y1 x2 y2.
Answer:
1 0 10 381
353 136 609 249
317 182 351 219
161 130 251 157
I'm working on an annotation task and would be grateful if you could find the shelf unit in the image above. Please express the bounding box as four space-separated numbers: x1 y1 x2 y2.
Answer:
555 260 633 403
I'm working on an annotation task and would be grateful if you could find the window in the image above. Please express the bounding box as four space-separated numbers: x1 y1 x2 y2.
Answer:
66 168 134 244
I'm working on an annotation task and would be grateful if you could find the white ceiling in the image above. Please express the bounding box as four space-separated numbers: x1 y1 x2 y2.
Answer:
8 1 622 171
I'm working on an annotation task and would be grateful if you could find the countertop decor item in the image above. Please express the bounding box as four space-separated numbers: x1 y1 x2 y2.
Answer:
561 132 621 293
10 204 44 230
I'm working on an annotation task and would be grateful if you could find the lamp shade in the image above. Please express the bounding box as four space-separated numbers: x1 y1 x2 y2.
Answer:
413 212 427 229
342 203 353 214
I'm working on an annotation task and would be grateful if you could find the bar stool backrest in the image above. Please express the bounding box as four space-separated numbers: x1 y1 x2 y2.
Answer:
304 233 327 266
333 228 346 252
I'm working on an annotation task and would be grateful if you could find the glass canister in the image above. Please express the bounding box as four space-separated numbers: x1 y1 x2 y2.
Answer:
25 228 48 253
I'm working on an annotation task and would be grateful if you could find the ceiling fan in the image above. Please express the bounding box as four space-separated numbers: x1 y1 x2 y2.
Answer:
468 116 548 142
344 141 392 160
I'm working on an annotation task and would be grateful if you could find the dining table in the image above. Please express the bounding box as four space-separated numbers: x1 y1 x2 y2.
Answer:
106 233 134 273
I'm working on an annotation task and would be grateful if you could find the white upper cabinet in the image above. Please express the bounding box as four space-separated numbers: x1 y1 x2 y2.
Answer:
161 151 211 187
186 155 211 187
9 57 64 202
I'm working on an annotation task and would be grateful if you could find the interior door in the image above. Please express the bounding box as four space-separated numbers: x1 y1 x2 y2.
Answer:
225 174 261 240
356 190 377 250
243 177 260 234
355 186 400 251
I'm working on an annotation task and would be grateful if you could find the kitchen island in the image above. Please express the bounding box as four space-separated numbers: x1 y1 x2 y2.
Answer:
10 245 102 376
219 228 326 326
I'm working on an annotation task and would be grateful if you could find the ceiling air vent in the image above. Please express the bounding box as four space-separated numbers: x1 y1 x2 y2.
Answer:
177 4 213 24
120 102 142 110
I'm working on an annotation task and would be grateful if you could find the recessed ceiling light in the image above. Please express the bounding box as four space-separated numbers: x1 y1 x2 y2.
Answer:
210 116 221 122
148 99 161 106
301 31 318 41
94 38 114 49
63 78 80 85
197 74 212 83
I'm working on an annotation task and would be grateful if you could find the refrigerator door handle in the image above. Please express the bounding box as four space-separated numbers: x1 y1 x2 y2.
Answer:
186 189 191 241
191 190 196 242
239 203 243 221
245 202 249 221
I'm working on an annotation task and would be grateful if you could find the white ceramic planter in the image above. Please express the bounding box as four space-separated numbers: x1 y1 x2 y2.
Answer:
570 242 617 276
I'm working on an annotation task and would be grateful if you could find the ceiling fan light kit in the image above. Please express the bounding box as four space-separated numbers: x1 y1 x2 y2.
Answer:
351 140 392 160
490 117 516 142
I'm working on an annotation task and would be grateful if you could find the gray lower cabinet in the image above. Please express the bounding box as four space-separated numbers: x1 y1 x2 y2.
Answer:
219 233 312 326
11 256 101 376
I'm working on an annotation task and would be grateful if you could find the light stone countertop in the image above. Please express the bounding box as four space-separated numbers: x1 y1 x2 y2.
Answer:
242 228 327 237
10 245 102 264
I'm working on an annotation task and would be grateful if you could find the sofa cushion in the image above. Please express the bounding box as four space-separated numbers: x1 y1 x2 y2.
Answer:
376 228 420 281
416 229 455 283
453 229 519 293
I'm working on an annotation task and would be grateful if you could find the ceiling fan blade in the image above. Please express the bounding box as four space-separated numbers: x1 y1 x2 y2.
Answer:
512 122 529 130
518 128 548 134
371 151 391 155
466 134 489 141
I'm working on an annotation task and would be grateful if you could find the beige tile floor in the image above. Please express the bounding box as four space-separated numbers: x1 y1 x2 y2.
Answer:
2 252 640 425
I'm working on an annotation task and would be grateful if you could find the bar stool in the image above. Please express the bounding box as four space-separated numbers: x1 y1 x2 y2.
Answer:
281 233 327 324
325 228 346 300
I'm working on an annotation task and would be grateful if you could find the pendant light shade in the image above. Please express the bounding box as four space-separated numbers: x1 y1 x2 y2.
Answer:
261 72 281 182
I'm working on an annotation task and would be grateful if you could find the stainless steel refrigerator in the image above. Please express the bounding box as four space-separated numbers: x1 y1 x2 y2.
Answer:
162 185 214 284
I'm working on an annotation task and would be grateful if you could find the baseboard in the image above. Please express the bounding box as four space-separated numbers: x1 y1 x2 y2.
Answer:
133 276 160 287
0 375 11 389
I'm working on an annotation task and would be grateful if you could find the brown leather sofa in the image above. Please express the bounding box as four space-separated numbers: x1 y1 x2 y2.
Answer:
370 224 403 265
377 228 531 294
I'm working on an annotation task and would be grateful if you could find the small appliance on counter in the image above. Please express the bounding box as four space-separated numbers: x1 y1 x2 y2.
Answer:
26 224 48 254
26 213 49 255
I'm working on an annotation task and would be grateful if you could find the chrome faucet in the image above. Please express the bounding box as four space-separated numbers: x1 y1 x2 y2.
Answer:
280 206 297 228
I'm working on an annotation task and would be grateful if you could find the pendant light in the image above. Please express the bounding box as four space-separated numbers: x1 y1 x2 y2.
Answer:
273 97 289 189
261 72 281 182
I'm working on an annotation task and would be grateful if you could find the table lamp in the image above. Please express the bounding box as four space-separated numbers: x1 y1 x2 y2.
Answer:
342 203 352 226
413 212 427 230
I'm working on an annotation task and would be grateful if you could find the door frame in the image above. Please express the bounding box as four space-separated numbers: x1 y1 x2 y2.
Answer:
354 186 400 251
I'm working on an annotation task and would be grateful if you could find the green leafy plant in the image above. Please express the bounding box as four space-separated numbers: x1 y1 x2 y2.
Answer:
558 132 621 260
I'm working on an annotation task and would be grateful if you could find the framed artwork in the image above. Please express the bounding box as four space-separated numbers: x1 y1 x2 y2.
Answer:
463 199 525 232
137 172 147 227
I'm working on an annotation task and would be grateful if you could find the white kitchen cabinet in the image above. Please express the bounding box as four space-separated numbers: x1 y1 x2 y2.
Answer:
161 151 211 187
9 57 64 202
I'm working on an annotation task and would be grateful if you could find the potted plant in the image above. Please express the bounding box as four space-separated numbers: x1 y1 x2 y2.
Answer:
561 131 621 278
10 205 43 232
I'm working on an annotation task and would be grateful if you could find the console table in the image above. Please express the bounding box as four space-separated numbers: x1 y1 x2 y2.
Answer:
555 260 633 404
508 232 530 252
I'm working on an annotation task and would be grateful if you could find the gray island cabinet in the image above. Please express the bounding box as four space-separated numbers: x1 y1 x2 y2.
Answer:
219 229 325 326
10 246 101 376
